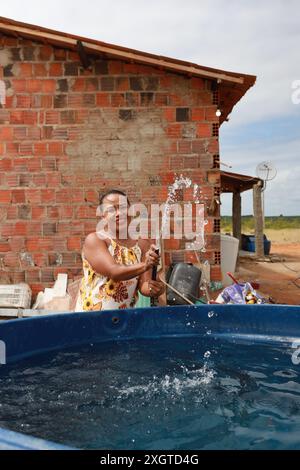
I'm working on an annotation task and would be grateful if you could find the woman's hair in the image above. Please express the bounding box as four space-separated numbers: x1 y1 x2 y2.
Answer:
99 189 130 206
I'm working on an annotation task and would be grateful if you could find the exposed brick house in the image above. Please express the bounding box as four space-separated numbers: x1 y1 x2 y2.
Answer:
0 16 256 298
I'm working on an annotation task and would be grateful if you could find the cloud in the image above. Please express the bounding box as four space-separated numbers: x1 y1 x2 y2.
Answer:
220 135 300 215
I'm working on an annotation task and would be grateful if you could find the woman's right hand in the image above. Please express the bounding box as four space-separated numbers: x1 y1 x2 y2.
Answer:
144 244 160 270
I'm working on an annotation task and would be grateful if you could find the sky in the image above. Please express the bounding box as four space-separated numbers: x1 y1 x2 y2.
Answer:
1 0 299 215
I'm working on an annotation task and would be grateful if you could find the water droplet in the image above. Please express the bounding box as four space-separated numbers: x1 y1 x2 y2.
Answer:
208 311 214 318
204 351 211 359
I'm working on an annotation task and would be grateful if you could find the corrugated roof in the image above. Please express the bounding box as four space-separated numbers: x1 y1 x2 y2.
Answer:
0 16 256 123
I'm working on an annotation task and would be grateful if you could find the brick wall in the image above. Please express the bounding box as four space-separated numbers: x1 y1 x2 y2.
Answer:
0 35 221 297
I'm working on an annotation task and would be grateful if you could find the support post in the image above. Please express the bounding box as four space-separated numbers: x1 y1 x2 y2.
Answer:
232 190 242 248
253 182 264 258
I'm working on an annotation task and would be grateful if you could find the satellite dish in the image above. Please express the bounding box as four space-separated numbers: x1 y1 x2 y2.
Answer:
256 161 277 182
255 162 277 231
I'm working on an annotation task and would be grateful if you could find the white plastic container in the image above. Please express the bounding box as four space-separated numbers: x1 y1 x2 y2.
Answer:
0 284 32 309
220 234 239 286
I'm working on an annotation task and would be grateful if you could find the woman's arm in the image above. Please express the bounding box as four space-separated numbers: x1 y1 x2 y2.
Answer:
138 240 165 297
83 233 158 282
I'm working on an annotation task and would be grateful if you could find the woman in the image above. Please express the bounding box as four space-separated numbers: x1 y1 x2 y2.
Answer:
75 189 165 312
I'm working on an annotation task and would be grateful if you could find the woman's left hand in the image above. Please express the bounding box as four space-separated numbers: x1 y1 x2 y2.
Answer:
148 280 165 297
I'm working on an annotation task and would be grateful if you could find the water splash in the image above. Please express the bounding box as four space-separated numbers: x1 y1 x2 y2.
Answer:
160 174 206 254
160 174 192 239
116 364 215 403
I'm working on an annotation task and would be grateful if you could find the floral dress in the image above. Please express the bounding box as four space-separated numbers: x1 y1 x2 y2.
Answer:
75 238 142 312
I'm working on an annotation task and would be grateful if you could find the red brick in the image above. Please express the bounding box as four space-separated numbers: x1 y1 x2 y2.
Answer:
33 253 48 267
12 189 25 203
47 206 59 219
27 79 43 93
166 123 181 138
24 111 38 125
33 142 48 155
178 141 192 154
0 242 10 252
197 123 211 138
42 79 56 93
164 239 181 250
160 76 173 89
108 61 123 74
39 46 53 61
205 106 218 121
0 190 11 203
19 63 32 77
45 111 60 125
85 190 98 203
41 189 56 203
41 95 53 108
11 79 27 92
0 127 13 141
10 111 23 124
67 237 82 251
27 159 42 172
59 206 73 219
32 206 46 219
31 284 45 297
190 77 205 90
15 222 27 236
46 173 60 186
33 63 48 77
191 108 205 121
71 78 85 92
48 142 63 155
210 265 222 281
96 93 110 106
27 222 42 236
54 49 67 60
169 94 182 106
3 252 20 268
26 190 41 204
16 95 31 108
49 63 63 76
32 174 46 186
0 159 12 171
163 108 175 122
111 93 125 107
115 77 129 91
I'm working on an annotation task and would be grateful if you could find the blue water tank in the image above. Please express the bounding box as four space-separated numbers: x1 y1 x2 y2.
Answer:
246 235 271 255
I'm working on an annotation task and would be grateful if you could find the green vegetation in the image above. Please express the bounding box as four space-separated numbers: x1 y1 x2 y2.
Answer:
221 215 300 234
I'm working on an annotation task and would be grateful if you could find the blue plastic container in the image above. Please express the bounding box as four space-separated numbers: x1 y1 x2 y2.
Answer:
243 235 271 255
0 304 299 449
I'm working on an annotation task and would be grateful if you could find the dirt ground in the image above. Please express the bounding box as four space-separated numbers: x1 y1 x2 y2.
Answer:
234 232 300 305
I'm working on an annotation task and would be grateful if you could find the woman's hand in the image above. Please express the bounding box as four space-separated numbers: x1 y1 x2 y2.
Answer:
144 244 160 270
148 279 165 297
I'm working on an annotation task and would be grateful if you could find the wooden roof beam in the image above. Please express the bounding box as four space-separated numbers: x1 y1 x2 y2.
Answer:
0 20 245 84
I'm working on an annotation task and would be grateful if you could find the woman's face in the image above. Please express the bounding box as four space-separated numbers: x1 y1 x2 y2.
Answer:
101 193 130 237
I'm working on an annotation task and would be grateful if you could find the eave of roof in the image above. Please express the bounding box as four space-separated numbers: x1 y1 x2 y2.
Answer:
0 16 256 123
221 171 262 193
